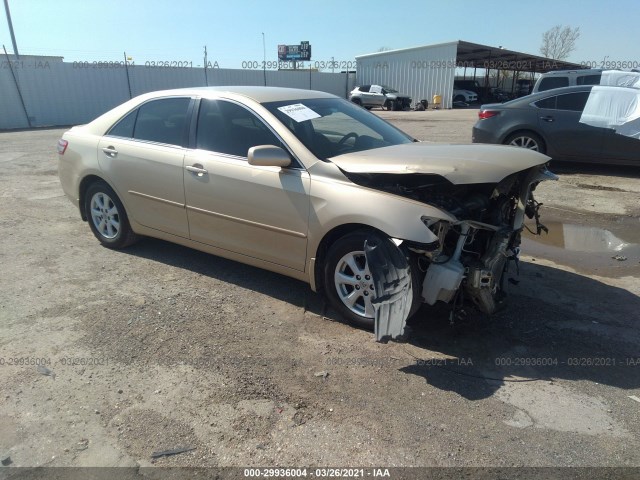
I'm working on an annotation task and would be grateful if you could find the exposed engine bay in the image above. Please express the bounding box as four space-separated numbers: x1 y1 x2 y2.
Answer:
343 165 557 317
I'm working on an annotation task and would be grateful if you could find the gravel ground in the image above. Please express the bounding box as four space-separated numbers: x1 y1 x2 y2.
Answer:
0 112 639 473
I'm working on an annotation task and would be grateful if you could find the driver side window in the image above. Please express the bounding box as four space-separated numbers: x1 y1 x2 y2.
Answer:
196 99 287 159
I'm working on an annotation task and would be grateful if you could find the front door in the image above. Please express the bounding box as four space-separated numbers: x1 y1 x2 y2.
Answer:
183 99 310 271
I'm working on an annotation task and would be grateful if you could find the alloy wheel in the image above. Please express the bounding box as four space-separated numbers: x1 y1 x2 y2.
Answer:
90 192 120 239
334 251 376 318
509 136 539 151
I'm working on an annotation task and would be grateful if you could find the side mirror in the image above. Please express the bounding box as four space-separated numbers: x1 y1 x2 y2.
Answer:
247 145 292 168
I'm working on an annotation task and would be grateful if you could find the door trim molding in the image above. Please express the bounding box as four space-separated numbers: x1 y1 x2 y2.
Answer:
186 205 307 238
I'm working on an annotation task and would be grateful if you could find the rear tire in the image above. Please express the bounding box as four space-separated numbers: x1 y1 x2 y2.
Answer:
324 231 422 329
505 131 546 154
85 181 139 249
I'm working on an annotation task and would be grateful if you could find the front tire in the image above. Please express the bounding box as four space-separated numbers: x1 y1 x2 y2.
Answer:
324 231 422 329
85 181 139 249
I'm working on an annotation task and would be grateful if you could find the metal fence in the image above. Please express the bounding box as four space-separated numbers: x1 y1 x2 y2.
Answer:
0 61 356 129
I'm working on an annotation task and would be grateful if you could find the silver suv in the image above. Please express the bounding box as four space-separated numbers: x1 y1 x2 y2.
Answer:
349 85 412 110
532 69 602 93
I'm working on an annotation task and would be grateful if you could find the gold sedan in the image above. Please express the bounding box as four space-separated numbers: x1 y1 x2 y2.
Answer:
58 86 554 327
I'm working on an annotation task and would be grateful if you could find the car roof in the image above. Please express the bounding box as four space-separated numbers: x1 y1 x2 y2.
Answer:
481 85 593 109
539 68 603 75
529 85 593 97
81 86 338 135
138 86 337 103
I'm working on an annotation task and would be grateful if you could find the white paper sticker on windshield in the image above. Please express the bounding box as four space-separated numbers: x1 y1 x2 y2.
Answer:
277 103 321 122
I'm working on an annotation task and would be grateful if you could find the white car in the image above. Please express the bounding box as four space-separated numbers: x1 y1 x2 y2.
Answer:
453 89 478 103
349 85 412 110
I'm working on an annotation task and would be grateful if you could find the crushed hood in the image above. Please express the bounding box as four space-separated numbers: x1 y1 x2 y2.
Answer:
330 143 550 185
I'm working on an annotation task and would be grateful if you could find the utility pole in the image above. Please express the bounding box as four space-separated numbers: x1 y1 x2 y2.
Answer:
3 0 19 58
262 33 266 86
123 51 132 99
3 44 29 126
204 45 208 86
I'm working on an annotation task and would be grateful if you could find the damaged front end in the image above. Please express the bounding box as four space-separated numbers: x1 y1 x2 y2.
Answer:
419 165 557 315
349 163 557 321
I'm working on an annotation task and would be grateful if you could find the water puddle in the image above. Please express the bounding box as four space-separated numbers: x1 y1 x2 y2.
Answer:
524 222 639 253
522 221 640 275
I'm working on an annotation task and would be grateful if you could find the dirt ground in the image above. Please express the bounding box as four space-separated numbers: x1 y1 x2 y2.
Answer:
1 110 639 474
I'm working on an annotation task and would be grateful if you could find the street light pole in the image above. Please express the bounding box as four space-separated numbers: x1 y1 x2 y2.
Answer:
3 0 19 58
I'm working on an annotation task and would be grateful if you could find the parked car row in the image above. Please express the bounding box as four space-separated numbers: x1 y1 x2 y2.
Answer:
349 82 492 110
350 69 611 113
473 72 639 166
345 70 637 166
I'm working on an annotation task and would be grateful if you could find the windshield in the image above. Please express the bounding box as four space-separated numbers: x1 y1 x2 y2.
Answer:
263 98 413 160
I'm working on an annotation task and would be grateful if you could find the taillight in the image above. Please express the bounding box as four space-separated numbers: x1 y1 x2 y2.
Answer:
57 139 68 155
478 110 499 120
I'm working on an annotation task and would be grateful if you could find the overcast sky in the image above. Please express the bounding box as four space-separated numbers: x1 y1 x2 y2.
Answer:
1 0 638 69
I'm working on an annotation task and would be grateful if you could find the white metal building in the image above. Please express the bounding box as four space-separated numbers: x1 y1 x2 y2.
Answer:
356 40 583 109
357 42 459 109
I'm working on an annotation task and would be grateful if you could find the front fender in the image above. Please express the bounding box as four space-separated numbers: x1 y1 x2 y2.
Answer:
307 176 455 258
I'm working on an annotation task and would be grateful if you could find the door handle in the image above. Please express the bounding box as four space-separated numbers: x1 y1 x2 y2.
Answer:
186 164 208 176
102 146 118 157
541 116 554 122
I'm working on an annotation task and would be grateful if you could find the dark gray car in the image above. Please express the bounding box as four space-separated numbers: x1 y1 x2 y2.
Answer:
472 85 638 166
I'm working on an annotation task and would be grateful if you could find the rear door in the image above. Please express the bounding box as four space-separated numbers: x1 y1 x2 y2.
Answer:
354 85 370 106
535 91 605 161
98 97 192 238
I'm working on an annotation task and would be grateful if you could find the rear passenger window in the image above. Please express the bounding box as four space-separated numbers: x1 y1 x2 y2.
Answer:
538 77 569 91
556 92 590 111
576 74 602 85
132 98 191 146
534 96 556 109
196 99 286 158
108 110 137 138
